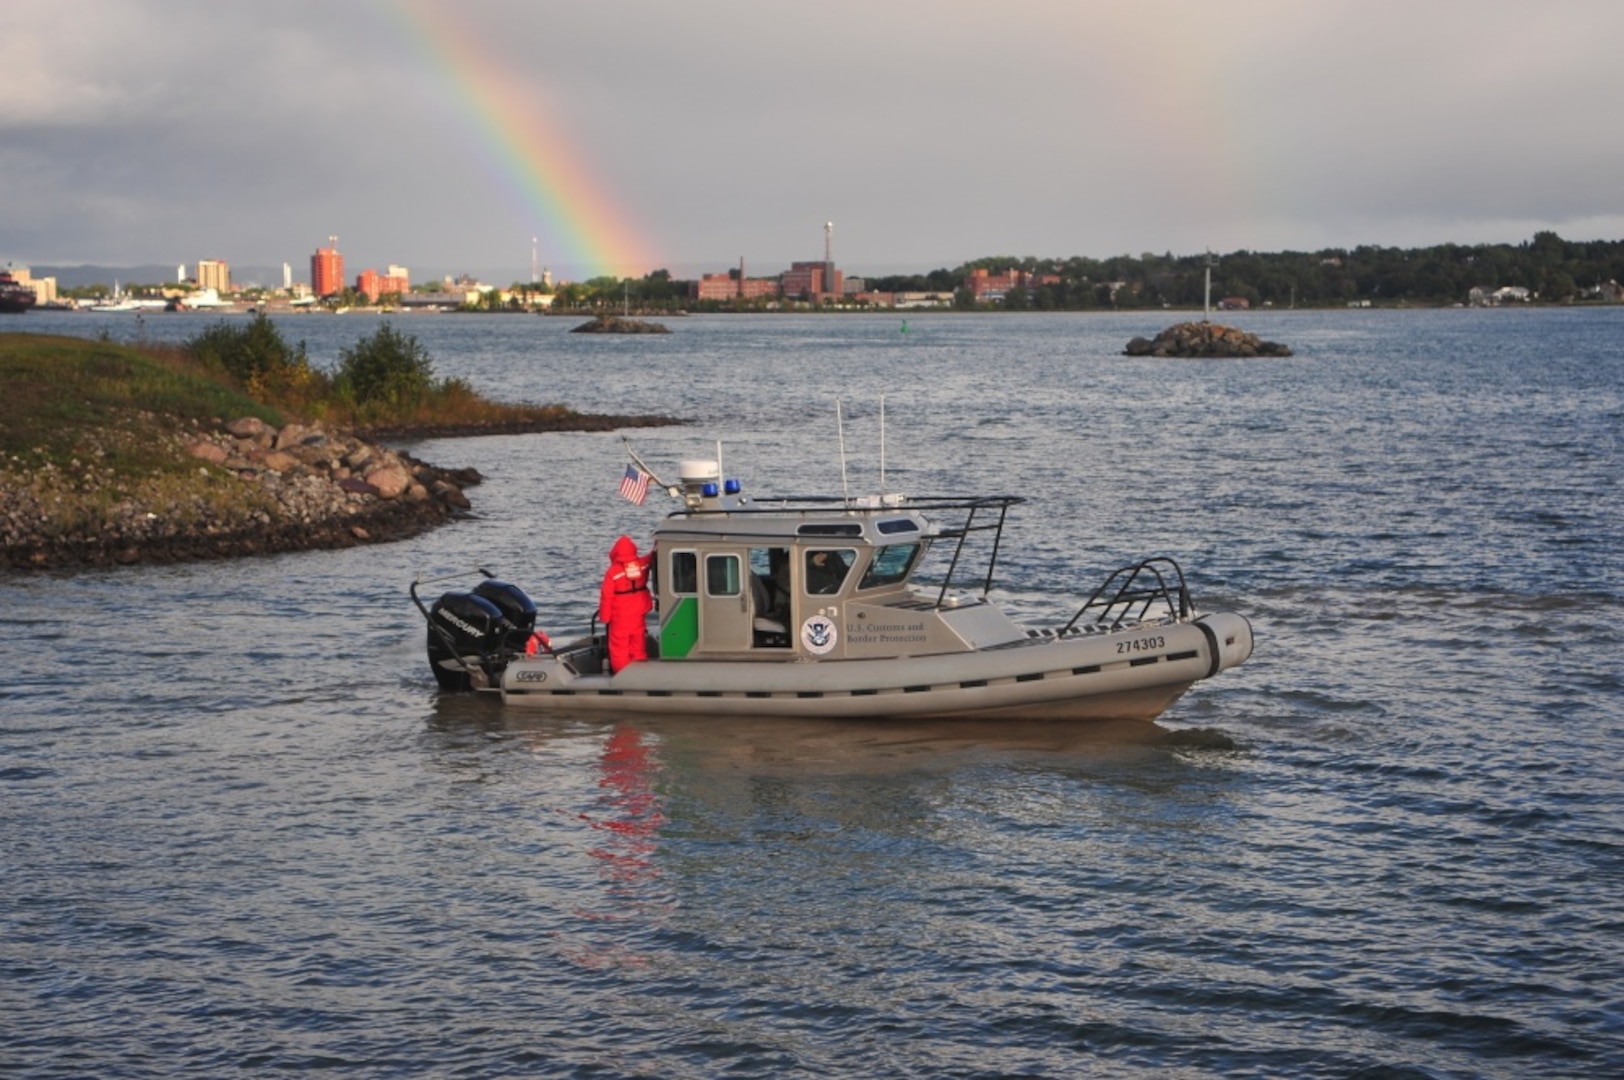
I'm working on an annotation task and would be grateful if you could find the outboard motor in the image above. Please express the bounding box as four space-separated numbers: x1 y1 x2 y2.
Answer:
472 579 537 647
425 579 537 691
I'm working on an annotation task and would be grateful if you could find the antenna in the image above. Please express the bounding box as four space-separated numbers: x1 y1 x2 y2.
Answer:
1204 250 1215 323
879 395 887 495
531 237 538 284
836 399 850 507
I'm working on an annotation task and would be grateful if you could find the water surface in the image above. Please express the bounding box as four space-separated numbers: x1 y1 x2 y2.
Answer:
3 308 1620 1077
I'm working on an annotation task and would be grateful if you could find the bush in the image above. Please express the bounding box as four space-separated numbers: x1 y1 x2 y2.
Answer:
333 323 436 410
186 312 304 385
184 313 325 407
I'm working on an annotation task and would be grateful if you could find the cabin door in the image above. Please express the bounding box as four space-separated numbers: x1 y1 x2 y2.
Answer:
696 551 753 652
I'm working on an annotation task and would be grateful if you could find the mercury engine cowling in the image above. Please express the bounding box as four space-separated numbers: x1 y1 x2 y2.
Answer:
426 580 537 691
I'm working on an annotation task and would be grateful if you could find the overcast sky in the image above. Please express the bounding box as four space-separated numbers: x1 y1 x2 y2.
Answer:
4 0 1621 283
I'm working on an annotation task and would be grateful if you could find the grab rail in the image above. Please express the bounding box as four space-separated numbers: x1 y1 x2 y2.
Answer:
933 497 1017 606
1060 557 1193 633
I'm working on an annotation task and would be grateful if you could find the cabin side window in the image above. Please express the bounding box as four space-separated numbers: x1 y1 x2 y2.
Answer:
669 550 698 595
858 543 921 590
705 553 741 596
803 548 856 595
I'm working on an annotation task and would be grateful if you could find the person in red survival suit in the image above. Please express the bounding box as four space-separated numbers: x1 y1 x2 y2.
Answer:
598 535 652 674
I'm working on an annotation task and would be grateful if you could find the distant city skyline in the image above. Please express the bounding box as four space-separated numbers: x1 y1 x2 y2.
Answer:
6 2 1622 279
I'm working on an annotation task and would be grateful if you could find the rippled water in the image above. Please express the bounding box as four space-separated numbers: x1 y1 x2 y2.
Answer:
3 308 1621 1077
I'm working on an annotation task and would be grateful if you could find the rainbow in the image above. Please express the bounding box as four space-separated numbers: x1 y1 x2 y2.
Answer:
379 0 656 279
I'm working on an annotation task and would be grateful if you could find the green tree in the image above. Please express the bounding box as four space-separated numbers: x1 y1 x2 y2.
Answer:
1545 270 1577 302
334 324 435 408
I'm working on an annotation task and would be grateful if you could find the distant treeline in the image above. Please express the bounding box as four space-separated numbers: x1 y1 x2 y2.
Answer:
856 231 1624 310
611 231 1624 312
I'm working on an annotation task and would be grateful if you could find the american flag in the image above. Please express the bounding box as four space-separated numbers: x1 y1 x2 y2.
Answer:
618 463 651 505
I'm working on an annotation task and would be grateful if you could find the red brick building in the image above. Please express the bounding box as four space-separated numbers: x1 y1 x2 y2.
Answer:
355 268 410 303
964 267 1059 300
692 272 780 302
782 261 843 300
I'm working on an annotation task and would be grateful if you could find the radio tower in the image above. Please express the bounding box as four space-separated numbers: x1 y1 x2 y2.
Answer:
531 237 539 284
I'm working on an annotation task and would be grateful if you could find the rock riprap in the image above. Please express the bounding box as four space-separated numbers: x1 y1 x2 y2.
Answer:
2 416 481 570
1125 321 1293 358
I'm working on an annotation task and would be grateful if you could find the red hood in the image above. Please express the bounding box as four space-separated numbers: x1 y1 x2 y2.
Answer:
610 535 639 562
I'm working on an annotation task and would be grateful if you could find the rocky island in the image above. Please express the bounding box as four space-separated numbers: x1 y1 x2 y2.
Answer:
570 314 671 334
1125 321 1293 358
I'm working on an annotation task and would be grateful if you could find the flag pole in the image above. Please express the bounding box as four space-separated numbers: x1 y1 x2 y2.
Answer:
622 437 675 496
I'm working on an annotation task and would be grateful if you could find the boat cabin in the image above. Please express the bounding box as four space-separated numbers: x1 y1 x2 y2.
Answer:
648 459 1029 662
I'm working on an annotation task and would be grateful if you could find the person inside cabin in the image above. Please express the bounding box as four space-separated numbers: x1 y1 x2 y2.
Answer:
805 549 852 595
598 535 652 673
765 548 792 619
749 547 793 646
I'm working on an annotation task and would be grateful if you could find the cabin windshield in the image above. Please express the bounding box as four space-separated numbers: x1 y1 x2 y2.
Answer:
858 542 922 590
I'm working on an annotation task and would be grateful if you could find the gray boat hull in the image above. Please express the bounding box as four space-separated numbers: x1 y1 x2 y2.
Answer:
493 612 1252 722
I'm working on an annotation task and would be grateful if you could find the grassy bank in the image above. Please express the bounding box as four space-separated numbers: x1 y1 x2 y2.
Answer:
180 314 661 435
0 333 279 469
0 328 677 568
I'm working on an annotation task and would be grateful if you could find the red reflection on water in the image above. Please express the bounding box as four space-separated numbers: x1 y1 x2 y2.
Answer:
554 726 670 972
584 726 665 888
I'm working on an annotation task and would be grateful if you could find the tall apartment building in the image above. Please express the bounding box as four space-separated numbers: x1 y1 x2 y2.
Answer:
196 259 231 293
311 241 344 298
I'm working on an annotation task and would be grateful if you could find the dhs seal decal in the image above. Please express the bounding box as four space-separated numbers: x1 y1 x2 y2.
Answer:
801 614 838 655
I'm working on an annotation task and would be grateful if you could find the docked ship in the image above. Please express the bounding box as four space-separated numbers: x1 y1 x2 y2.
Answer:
414 456 1253 722
0 269 37 314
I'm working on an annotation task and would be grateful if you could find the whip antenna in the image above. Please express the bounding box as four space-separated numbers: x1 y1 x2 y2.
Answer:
879 394 886 496
836 399 850 507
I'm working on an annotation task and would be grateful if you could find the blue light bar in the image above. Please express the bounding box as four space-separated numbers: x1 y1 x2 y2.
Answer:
723 479 741 495
702 481 719 497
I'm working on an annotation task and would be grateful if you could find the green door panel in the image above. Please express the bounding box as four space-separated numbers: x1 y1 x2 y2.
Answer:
661 595 698 659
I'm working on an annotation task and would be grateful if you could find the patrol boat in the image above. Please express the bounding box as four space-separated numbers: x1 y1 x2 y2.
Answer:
413 458 1253 721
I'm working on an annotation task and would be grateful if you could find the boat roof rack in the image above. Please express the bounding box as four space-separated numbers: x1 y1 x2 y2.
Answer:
660 493 1027 606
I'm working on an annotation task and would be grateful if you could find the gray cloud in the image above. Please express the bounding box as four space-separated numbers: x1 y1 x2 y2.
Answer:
4 0 1621 281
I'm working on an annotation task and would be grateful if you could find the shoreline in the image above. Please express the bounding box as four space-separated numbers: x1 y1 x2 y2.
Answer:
355 412 680 442
2 413 683 573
